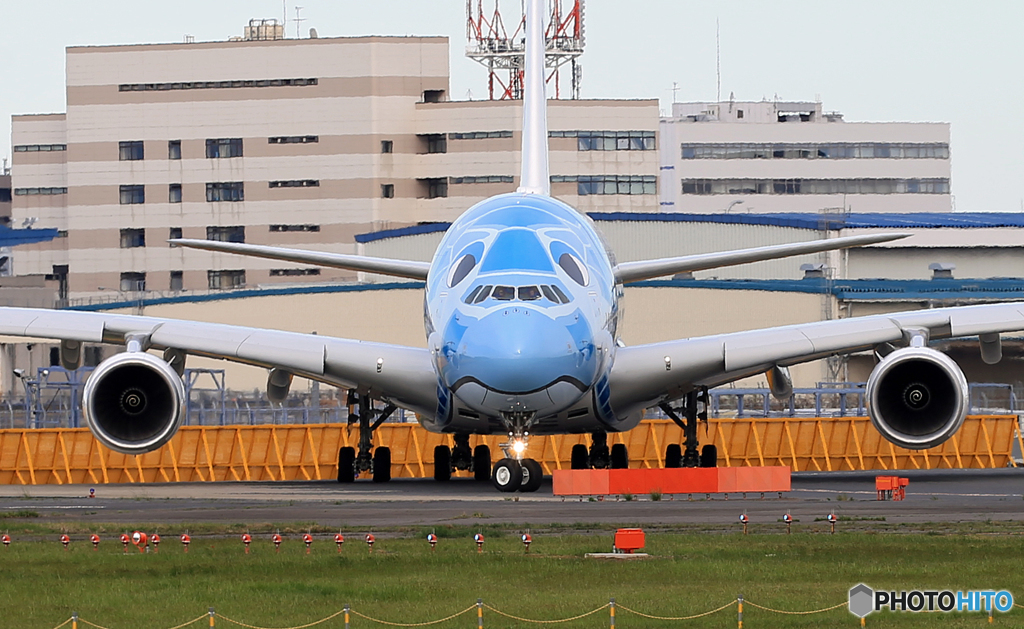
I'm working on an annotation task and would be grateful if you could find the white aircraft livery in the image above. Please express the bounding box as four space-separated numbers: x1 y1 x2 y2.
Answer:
3 0 1023 492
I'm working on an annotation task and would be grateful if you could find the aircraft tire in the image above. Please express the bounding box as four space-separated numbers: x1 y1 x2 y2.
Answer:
610 443 629 469
665 444 682 468
372 447 392 483
492 458 522 492
473 445 491 481
433 445 452 481
337 447 356 483
570 444 589 469
700 444 718 468
520 458 543 492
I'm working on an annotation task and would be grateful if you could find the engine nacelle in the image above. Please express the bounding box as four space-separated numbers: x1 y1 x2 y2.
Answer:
82 352 186 455
866 347 968 450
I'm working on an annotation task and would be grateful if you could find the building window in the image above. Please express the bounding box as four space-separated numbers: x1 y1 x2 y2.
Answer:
169 227 183 241
119 78 317 91
169 270 183 291
206 182 244 202
269 224 320 232
419 134 447 154
268 179 319 188
550 131 655 151
679 177 951 195
381 184 395 199
680 142 951 160
208 269 246 290
268 135 319 144
169 183 182 203
449 131 513 140
381 140 393 154
206 138 243 158
119 184 145 204
422 90 445 103
120 228 145 248
119 272 146 292
14 187 67 196
419 178 448 199
206 225 245 242
119 141 144 161
450 175 515 184
13 144 66 152
168 140 181 160
737 109 744 119
551 175 657 196
270 268 321 277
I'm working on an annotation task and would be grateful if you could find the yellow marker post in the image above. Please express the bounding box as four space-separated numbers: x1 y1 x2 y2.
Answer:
71 613 78 629
737 594 743 629
209 607 215 628
609 598 615 628
344 605 350 629
477 598 483 629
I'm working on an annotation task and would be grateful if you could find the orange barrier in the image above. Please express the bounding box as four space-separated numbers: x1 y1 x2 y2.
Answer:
553 466 791 496
0 416 1019 485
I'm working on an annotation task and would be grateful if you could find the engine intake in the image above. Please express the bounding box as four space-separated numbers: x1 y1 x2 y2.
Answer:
866 347 968 450
82 352 186 455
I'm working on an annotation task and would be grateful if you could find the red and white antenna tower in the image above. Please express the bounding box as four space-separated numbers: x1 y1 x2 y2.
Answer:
466 0 585 100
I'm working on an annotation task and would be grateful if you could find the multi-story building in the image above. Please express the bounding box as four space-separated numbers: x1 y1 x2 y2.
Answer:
660 100 951 214
9 31 659 300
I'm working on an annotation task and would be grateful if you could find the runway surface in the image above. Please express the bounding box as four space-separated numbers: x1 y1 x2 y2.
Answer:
1 469 1022 528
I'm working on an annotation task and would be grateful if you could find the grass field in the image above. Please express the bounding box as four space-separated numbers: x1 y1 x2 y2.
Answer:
1 521 1022 629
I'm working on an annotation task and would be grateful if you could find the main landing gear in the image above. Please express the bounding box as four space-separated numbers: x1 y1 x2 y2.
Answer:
337 392 396 483
569 431 630 470
433 434 492 482
659 387 717 469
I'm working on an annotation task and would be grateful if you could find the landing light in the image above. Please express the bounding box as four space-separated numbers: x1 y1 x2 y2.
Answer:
512 440 527 454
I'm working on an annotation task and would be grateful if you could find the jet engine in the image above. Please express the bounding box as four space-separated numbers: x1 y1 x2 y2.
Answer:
82 352 186 455
865 347 968 450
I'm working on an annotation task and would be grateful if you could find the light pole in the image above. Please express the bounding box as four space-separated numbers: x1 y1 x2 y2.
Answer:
725 199 744 213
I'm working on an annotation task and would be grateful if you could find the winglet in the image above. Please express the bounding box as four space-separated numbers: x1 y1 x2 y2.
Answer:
516 0 550 196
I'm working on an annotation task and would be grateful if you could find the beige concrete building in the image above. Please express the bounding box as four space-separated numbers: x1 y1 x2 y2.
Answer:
660 100 951 214
9 33 659 302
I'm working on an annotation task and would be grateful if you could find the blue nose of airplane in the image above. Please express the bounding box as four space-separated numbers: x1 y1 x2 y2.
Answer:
444 306 596 394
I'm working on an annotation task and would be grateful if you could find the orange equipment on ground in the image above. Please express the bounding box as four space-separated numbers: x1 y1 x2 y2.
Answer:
875 476 909 500
613 528 645 554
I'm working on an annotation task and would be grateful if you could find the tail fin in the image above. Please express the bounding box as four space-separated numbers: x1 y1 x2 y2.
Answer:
517 0 550 196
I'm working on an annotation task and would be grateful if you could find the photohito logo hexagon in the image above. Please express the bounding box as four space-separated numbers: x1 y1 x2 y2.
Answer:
849 584 874 618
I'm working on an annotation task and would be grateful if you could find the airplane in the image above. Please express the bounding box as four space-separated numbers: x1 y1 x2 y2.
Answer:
3 0 1023 493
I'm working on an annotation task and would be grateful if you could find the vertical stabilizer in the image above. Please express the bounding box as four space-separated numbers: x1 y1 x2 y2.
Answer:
517 0 550 196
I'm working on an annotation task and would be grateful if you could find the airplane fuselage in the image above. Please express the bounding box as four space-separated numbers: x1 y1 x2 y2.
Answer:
422 193 638 437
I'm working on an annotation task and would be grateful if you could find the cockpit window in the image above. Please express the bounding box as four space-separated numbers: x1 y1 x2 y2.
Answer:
492 286 516 301
464 285 484 304
557 253 589 286
448 253 477 287
549 285 571 304
518 286 541 301
473 285 493 303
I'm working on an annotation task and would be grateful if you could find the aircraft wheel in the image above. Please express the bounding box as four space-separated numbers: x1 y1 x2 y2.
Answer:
473 445 491 481
611 443 629 469
665 444 682 468
372 447 392 483
700 444 718 468
520 458 543 492
492 458 522 492
570 444 589 469
433 445 452 481
337 447 355 483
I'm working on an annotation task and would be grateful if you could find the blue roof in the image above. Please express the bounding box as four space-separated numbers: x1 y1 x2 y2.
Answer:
354 212 1024 243
0 226 59 247
588 212 1024 230
633 278 1024 301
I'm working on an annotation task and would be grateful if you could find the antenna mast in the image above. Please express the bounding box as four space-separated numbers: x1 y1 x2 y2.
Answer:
466 0 585 100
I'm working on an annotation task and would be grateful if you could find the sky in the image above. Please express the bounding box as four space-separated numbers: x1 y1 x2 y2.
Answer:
2 0 1022 213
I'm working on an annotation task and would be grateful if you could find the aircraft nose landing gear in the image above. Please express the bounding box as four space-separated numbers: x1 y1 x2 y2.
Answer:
493 413 543 493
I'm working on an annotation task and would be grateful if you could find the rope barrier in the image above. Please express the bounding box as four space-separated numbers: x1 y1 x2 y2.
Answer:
77 619 114 629
616 600 737 620
49 620 72 629
482 603 609 623
163 615 212 629
348 606 477 627
215 610 348 629
744 600 848 615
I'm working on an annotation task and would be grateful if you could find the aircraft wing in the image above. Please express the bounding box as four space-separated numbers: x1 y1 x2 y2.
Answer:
607 301 1024 412
0 307 438 416
170 239 431 281
613 232 907 283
